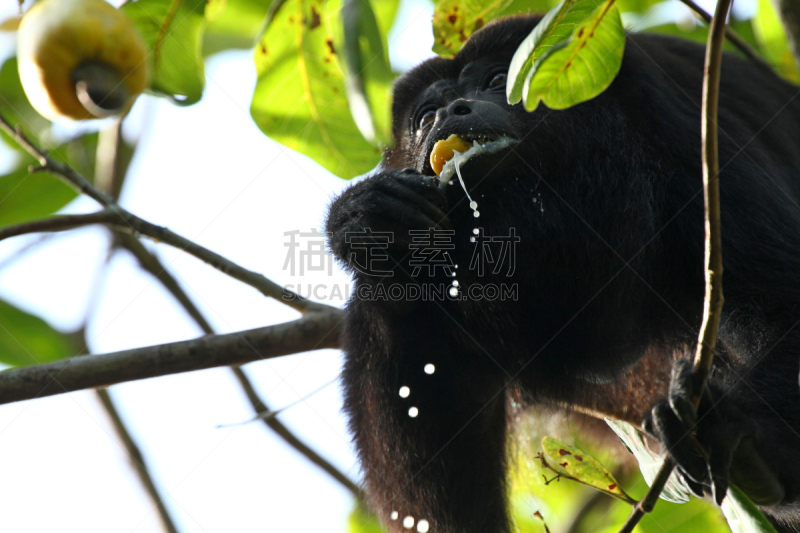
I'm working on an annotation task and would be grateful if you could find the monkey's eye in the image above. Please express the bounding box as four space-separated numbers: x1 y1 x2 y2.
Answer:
486 72 507 90
417 109 436 131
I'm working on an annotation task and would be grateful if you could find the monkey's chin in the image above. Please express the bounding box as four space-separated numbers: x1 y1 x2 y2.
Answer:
438 136 517 187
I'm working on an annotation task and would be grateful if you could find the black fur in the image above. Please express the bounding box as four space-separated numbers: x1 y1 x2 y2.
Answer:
326 15 800 532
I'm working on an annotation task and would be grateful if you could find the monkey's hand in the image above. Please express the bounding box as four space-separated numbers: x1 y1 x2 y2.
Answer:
325 168 450 276
643 359 785 507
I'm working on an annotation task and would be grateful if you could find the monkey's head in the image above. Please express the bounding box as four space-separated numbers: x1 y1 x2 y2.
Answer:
384 17 545 187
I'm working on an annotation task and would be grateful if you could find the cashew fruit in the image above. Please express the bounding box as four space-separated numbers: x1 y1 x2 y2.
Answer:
17 0 151 120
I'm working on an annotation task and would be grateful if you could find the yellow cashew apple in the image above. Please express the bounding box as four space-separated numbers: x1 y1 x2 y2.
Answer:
429 134 471 177
17 0 151 120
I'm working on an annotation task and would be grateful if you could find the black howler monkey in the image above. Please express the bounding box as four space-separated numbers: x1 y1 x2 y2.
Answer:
326 15 800 533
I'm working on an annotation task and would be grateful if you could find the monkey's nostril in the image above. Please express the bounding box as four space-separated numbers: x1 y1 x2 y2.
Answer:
453 103 470 115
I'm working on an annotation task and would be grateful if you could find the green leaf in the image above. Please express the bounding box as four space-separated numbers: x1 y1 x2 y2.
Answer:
753 0 800 83
0 168 76 228
250 0 383 179
203 0 272 55
507 0 625 112
615 0 660 15
0 128 136 228
371 0 400 38
205 0 227 20
431 0 513 57
0 57 50 142
0 299 77 367
335 0 395 145
348 501 387 533
605 418 693 504
541 436 636 504
0 132 100 229
721 484 779 533
123 0 207 105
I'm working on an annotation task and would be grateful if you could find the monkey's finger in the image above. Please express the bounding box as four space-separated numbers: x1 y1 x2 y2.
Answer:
650 402 708 484
668 359 697 428
377 196 447 232
708 437 733 506
375 180 450 229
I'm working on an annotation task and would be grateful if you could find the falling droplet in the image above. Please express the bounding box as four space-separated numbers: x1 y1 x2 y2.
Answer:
399 386 410 398
473 211 480 218
472 228 479 235
448 287 459 297
390 511 399 520
455 158 480 219
452 280 459 287
408 407 419 418
403 516 415 529
417 520 430 532
424 364 435 375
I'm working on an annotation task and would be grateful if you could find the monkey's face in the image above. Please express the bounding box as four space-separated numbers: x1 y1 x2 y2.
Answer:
385 31 538 189
406 69 521 180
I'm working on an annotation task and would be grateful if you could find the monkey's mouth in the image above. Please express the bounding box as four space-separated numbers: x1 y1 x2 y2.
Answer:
429 134 517 187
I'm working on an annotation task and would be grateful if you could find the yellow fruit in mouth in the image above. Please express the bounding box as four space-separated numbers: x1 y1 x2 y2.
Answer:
430 134 471 177
17 0 151 121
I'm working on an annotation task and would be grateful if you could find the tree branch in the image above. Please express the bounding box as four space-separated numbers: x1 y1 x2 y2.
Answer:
116 233 360 496
231 367 362 497
96 388 180 533
0 210 118 239
618 0 730 530
86 119 184 533
0 310 342 405
0 112 329 315
678 0 768 67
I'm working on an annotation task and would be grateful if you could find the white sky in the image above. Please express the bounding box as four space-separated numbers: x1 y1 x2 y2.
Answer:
0 0 759 532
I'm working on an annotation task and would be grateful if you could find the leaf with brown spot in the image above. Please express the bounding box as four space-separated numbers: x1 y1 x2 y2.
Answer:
432 0 513 57
542 437 635 505
251 0 381 178
308 5 320 28
507 0 625 111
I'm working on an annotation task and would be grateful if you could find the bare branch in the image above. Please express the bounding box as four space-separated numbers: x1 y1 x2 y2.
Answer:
0 112 329 315
0 206 330 316
0 210 118 240
117 233 360 496
96 388 180 533
0 113 112 206
618 0 730 530
678 0 768 67
231 367 362 497
0 310 342 405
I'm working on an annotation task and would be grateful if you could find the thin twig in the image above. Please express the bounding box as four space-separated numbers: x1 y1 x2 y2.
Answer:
117 233 359 496
92 117 183 533
95 118 128 200
231 367 362 497
0 210 118 239
0 234 54 270
618 1 730 531
96 388 180 533
0 310 342 405
677 0 768 67
0 112 326 315
565 488 613 533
